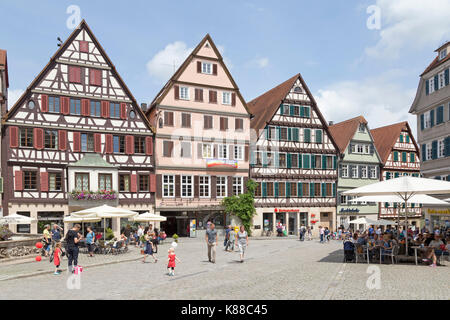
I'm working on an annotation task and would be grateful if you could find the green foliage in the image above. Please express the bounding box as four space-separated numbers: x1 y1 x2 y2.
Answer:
222 179 257 235
0 225 13 241
173 234 179 242
105 228 115 241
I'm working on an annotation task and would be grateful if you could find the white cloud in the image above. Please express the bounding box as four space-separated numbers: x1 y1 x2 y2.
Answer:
315 72 417 135
246 57 269 69
146 41 193 83
366 0 450 59
8 89 24 110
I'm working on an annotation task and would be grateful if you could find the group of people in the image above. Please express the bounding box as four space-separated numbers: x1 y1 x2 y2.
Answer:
206 223 249 263
343 225 450 266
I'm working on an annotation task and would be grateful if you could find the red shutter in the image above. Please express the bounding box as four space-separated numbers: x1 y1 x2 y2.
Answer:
130 174 137 193
197 61 202 73
40 172 49 192
79 41 89 53
41 94 49 112
34 128 44 150
174 85 179 100
73 132 81 152
94 133 102 153
89 69 101 86
58 130 67 151
149 174 156 193
126 135 134 155
120 103 127 119
101 101 109 118
61 97 70 115
105 134 113 154
145 136 153 155
231 93 236 106
81 99 90 116
15 171 23 191
10 126 19 148
213 64 217 75
69 66 81 83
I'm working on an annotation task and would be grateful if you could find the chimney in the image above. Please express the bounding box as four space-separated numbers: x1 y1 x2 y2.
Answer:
141 103 147 112
329 121 334 126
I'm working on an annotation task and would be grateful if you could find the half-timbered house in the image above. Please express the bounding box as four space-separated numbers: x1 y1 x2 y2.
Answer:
371 121 422 226
1 20 155 235
247 74 339 237
146 34 251 237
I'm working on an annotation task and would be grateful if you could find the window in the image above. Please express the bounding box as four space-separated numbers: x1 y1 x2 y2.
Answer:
99 174 112 190
164 111 174 126
358 124 365 133
424 111 431 129
218 144 228 159
70 99 81 115
326 183 332 197
180 142 191 158
163 175 175 197
280 127 288 141
266 152 274 167
49 96 60 113
181 175 193 198
28 100 35 109
290 183 297 197
278 182 286 197
370 166 377 179
361 166 368 179
181 113 191 128
139 175 149 192
314 183 321 197
23 171 37 190
255 182 262 197
410 153 415 163
201 62 212 74
438 139 445 158
163 141 174 157
129 110 136 119
439 48 447 60
220 117 228 131
202 143 213 159
235 118 244 131
110 102 120 118
357 145 364 153
199 176 210 198
304 129 311 143
216 176 227 198
340 194 348 205
81 133 94 152
234 145 244 160
75 173 89 191
302 183 309 197
315 130 322 143
233 177 243 195
44 130 58 149
20 128 33 147
426 143 432 160
134 137 145 154
267 182 274 197
119 175 130 192
113 136 125 153
90 101 101 117
326 156 333 169
439 72 445 89
294 86 302 93
291 154 298 168
49 173 62 191
341 164 349 178
279 153 287 168
180 87 189 100
351 165 358 178
204 115 213 129
222 92 231 105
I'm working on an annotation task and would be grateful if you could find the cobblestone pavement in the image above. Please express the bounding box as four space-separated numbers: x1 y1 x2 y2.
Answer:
0 238 448 300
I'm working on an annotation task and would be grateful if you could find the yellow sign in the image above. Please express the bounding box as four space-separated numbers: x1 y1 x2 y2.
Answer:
427 209 450 215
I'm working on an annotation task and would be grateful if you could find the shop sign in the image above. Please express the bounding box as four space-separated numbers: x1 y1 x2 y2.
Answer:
427 209 450 215
274 208 300 213
206 159 238 168
340 208 360 213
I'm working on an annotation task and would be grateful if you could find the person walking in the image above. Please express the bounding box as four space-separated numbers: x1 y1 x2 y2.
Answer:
53 241 62 275
86 226 95 257
167 247 181 276
236 226 249 263
307 226 312 241
65 224 82 274
299 224 306 241
137 225 144 248
42 225 52 257
224 225 231 249
226 227 236 252
319 226 324 243
205 223 218 263
142 231 158 263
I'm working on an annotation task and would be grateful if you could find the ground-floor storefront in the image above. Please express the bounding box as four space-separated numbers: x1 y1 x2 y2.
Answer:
424 207 450 231
337 213 379 231
251 207 336 237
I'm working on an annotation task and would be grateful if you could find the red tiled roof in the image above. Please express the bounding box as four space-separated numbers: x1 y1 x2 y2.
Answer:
328 116 368 154
421 54 450 76
370 121 418 164
247 74 299 132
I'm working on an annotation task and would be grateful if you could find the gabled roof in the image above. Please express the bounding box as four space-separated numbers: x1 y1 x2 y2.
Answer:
247 74 299 132
328 116 368 154
69 153 116 168
147 34 251 116
2 20 153 133
0 49 8 88
421 46 450 76
370 121 419 164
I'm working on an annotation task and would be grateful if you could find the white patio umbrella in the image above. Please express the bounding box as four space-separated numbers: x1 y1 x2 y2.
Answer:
64 215 102 235
352 194 449 205
344 176 450 256
348 217 377 225
445 198 450 202
71 205 138 239
0 213 37 225
130 212 167 223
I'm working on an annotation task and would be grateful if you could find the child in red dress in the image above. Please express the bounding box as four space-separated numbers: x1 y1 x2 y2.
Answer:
53 242 62 275
167 247 181 276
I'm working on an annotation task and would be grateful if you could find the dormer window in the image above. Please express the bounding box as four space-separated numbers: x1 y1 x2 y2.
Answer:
294 86 303 93
201 62 212 74
358 124 366 133
439 48 447 60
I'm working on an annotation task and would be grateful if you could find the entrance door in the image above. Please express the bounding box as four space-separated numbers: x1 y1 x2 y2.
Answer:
320 212 332 230
263 213 273 231
289 216 295 235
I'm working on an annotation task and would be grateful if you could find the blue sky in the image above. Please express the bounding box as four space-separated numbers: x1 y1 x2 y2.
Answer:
2 0 450 135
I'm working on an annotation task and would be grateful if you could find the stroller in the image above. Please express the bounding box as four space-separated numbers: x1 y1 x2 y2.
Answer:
343 240 355 262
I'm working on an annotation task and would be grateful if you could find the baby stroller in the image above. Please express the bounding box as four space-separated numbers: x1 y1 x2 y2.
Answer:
343 240 355 262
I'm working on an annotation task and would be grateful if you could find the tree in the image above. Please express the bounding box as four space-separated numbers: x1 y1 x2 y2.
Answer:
222 179 257 235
